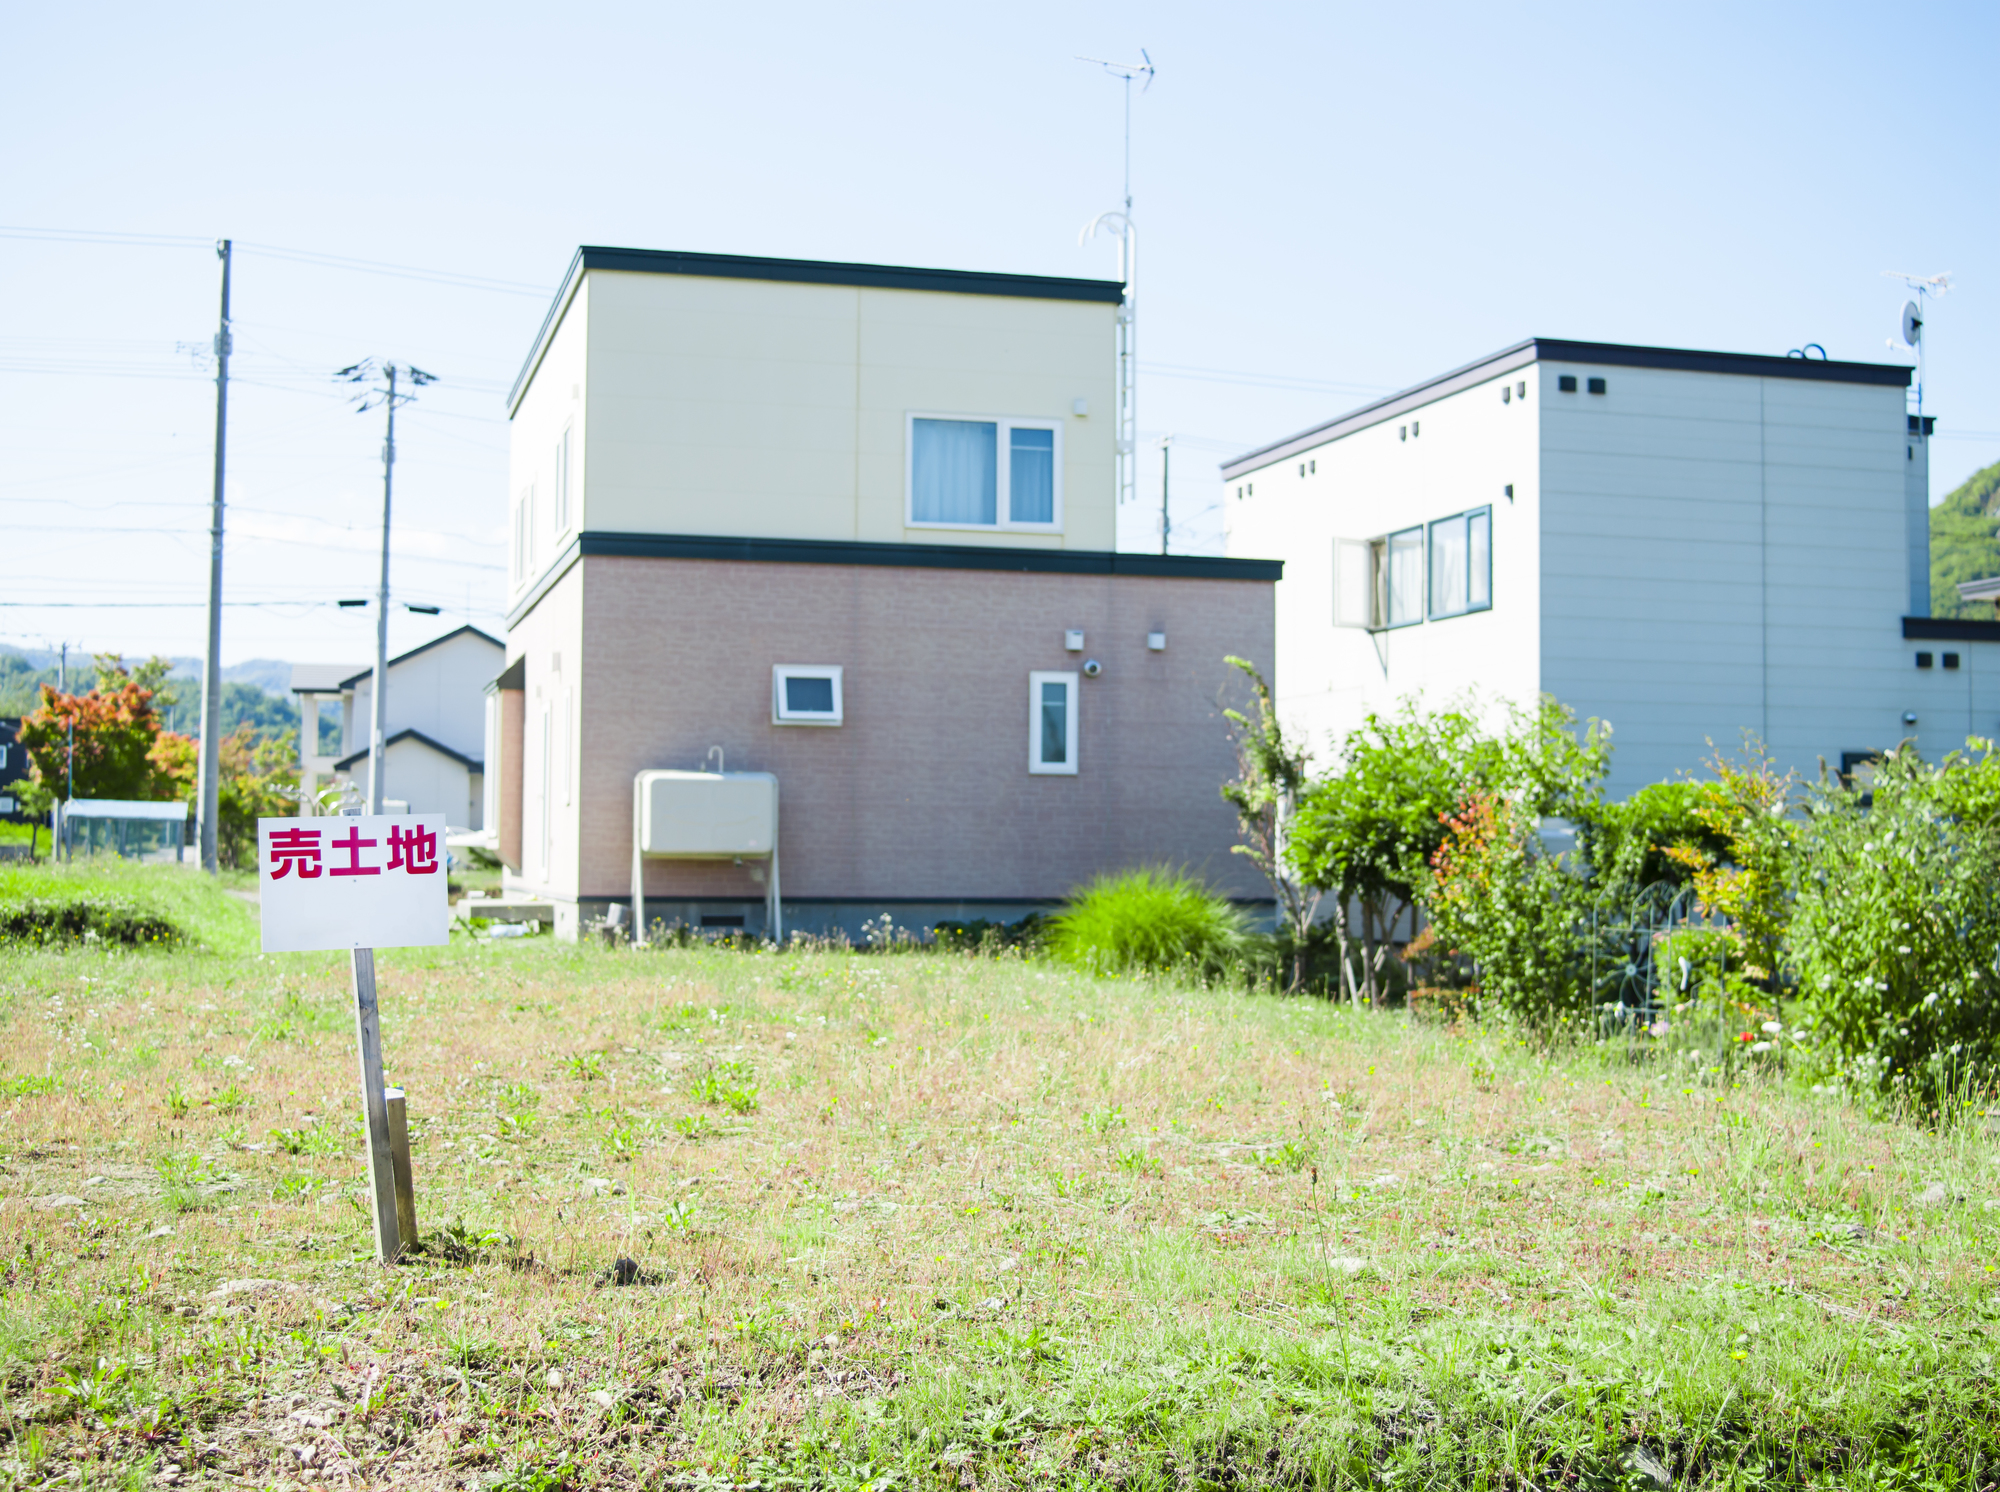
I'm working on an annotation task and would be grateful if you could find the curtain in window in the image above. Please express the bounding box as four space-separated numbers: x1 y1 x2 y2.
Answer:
1468 510 1491 609
1040 681 1068 764
1010 427 1055 523
912 419 996 524
1430 514 1467 617
1388 528 1424 627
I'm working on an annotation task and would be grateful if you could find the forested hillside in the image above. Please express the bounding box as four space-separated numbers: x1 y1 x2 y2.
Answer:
1931 457 2000 619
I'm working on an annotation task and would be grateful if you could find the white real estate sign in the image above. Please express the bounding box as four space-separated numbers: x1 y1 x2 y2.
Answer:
256 815 450 953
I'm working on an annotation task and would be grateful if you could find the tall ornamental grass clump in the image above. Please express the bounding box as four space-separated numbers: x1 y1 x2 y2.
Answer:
1789 743 2000 1104
1047 868 1247 977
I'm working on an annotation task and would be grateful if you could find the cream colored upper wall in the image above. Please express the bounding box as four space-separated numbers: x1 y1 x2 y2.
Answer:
544 270 1115 555
507 278 588 603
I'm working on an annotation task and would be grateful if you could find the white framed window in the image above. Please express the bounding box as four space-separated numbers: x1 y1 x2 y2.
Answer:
553 427 572 534
1028 671 1078 775
906 413 1063 531
1428 506 1492 619
513 485 534 584
772 665 843 726
1332 526 1424 630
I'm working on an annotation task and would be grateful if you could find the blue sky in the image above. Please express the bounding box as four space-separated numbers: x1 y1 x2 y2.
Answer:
5 0 1994 665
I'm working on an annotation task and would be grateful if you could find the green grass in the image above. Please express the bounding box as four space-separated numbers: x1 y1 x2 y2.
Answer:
1046 865 1249 975
0 858 259 955
0 898 1997 1488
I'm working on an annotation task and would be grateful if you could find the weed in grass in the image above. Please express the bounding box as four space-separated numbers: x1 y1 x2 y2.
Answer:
269 1123 342 1157
55 1357 130 1419
1084 1103 1126 1134
271 1173 321 1203
565 1051 603 1082
660 1199 695 1232
162 1082 190 1118
1257 1140 1315 1173
689 1059 755 1106
210 1082 248 1114
722 1084 759 1114
0 1073 58 1098
671 1113 712 1139
603 1124 639 1160
152 1152 214 1213
1115 1147 1164 1178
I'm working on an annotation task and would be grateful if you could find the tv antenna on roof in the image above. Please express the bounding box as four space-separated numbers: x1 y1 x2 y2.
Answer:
1077 49 1153 510
1882 269 1952 422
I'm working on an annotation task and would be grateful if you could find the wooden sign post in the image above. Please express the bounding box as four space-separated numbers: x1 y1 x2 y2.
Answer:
259 815 449 1263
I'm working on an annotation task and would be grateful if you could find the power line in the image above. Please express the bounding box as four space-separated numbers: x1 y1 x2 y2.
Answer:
0 225 556 299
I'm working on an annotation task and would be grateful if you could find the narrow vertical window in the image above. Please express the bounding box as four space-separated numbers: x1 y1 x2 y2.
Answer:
1387 528 1424 627
554 428 572 533
1467 509 1491 609
1010 426 1055 523
1028 671 1078 775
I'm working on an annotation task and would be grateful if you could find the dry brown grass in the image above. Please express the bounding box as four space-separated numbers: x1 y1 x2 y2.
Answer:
3 922 1998 1489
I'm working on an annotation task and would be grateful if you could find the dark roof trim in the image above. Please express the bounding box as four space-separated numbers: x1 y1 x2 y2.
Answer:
506 532 1282 628
492 657 526 692
1220 337 1916 479
507 246 1126 413
336 624 504 691
1904 616 2000 643
334 728 483 774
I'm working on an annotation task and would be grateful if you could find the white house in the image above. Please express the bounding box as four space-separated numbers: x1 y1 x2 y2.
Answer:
1220 338 1974 795
293 625 503 827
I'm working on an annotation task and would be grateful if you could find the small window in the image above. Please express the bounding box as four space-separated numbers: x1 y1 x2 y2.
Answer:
1429 507 1493 620
1029 671 1078 775
1944 652 1961 670
772 665 843 726
553 426 573 533
1587 377 1607 395
1915 652 1934 669
908 415 1062 530
1558 375 1578 393
1351 527 1425 630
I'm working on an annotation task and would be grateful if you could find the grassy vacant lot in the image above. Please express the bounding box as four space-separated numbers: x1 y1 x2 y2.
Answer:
2 869 1998 1490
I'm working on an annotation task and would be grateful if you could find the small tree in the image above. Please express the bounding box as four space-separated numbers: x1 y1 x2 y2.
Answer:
17 679 177 803
1218 657 1320 990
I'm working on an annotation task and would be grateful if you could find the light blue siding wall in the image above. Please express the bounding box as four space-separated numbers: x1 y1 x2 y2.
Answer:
1538 366 1914 795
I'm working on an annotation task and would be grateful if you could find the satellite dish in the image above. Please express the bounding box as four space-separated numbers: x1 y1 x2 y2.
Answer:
1902 301 1923 347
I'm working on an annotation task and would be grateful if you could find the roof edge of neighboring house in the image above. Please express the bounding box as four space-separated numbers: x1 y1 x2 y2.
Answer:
1218 337 1916 480
336 625 503 691
503 532 1287 629
333 728 484 774
505 246 1128 415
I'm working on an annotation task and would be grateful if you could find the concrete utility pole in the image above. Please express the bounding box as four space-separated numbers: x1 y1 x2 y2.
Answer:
1159 434 1172 555
195 240 233 874
336 360 436 815
59 643 71 862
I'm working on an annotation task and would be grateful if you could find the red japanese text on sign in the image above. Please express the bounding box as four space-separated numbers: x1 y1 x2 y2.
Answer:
386 823 440 874
267 827 324 880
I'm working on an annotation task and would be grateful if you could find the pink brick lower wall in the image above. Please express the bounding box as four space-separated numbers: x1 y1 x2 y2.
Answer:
570 556 1274 904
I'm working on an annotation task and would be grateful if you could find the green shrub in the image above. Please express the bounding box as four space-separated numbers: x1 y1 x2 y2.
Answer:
1045 868 1247 977
1578 780 1732 888
0 897 182 947
1789 744 2000 1105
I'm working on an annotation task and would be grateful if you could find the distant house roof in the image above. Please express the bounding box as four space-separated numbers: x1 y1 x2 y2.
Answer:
336 625 504 691
1958 576 2000 605
509 246 1128 414
291 663 367 695
333 728 484 774
1220 337 1916 480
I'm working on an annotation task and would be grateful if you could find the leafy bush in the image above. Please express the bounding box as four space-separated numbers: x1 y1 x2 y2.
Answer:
0 897 182 947
1046 867 1247 977
1789 744 2000 1104
1424 794 1598 1029
1577 780 1731 888
932 913 1047 953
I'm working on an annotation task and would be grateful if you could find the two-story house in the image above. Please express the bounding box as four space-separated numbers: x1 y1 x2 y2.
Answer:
292 625 502 827
493 247 1281 940
1220 338 1980 797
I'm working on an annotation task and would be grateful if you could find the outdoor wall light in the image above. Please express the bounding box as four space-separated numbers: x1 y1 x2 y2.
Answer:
1147 631 1167 651
1903 711 1919 726
1082 659 1103 678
